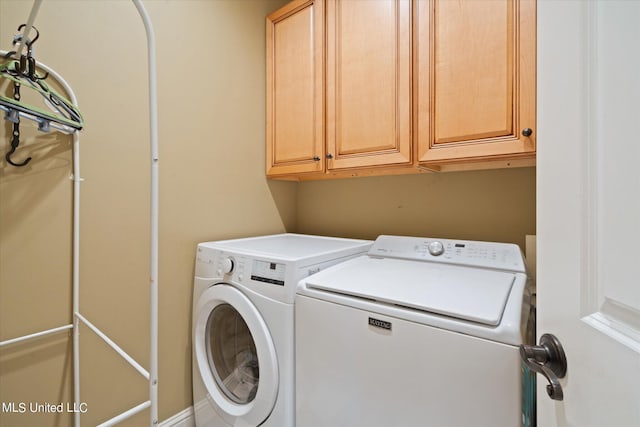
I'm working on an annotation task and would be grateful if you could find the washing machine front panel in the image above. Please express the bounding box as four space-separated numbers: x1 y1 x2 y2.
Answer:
295 294 522 427
195 284 278 426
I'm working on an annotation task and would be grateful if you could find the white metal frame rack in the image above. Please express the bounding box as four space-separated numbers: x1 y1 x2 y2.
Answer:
0 1 159 425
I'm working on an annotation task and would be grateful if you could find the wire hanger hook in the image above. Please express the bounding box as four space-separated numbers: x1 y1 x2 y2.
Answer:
6 130 32 167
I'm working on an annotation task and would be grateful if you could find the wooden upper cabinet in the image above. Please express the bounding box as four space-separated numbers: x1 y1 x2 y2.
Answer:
266 0 536 180
266 0 324 177
326 0 412 170
416 0 536 164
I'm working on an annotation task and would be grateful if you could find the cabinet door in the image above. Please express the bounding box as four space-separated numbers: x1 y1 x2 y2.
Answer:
416 0 536 164
266 0 324 177
326 0 412 170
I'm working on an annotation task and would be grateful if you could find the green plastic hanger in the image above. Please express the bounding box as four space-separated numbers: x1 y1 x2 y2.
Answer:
1 26 83 166
0 56 84 133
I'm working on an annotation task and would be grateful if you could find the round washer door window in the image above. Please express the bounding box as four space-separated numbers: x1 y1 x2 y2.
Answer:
206 303 259 404
194 284 278 426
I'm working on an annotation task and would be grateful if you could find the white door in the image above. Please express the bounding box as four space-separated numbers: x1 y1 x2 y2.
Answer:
537 1 640 426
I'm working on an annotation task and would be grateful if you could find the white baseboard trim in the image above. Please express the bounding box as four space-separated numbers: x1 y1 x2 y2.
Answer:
159 406 195 427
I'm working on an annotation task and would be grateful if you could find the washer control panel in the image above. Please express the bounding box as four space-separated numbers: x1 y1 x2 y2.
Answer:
369 235 526 272
251 260 286 286
195 245 289 286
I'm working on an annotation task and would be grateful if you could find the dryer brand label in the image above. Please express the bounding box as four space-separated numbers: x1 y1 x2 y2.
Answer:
368 317 392 331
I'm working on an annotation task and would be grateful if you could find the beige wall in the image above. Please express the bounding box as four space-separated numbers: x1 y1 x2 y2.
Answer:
297 168 536 249
1 1 535 426
0 1 293 426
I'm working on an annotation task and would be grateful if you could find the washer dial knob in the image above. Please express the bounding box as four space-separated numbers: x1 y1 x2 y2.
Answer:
221 257 234 274
428 241 445 256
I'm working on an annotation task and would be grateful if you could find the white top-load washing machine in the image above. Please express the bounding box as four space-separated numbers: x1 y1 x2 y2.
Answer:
296 235 532 427
192 233 372 427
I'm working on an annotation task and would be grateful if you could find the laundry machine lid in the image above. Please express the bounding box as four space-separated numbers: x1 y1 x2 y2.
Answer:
205 233 372 261
304 257 515 326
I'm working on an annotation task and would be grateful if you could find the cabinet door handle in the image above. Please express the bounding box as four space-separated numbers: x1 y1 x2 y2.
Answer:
326 153 334 159
519 333 567 401
312 156 320 161
522 128 533 137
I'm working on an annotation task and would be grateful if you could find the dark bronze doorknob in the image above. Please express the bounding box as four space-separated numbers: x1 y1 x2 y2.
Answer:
520 333 567 401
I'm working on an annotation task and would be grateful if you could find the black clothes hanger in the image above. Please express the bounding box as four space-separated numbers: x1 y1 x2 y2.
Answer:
1 25 83 166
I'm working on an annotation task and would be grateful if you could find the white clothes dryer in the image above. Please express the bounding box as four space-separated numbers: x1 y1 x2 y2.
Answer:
296 235 533 427
192 233 372 427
